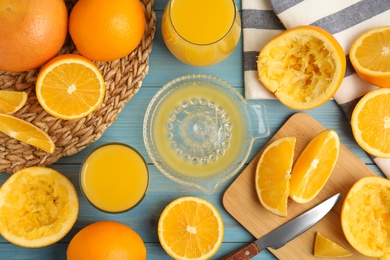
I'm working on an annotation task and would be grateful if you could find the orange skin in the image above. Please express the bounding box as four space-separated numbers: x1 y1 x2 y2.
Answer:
0 0 68 72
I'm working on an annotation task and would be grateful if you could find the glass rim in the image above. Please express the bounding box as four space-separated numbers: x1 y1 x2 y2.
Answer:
79 142 149 214
168 0 237 46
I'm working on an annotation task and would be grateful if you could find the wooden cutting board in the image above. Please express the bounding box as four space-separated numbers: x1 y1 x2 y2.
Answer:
223 113 376 259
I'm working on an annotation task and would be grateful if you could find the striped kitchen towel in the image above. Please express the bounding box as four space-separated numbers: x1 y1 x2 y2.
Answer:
242 0 390 178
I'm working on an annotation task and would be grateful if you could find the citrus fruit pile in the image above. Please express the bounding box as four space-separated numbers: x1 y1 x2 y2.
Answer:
255 129 340 217
257 26 346 110
341 176 390 259
158 196 224 260
67 221 146 260
348 26 390 158
0 167 78 248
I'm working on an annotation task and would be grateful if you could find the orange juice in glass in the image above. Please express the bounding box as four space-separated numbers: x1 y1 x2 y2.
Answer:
80 143 149 213
161 0 241 66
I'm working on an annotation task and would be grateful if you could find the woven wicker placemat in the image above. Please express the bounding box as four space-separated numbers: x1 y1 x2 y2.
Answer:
0 0 156 174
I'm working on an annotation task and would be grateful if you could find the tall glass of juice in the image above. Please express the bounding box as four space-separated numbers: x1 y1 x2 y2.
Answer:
161 0 241 66
80 143 149 213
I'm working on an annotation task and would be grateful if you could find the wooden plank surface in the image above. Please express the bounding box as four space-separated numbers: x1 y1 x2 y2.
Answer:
223 113 376 259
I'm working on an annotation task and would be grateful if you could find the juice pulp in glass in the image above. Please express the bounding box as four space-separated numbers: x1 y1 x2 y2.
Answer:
80 144 148 213
161 0 241 66
151 81 248 178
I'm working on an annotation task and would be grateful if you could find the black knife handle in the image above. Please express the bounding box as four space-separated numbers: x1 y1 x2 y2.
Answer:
221 241 261 260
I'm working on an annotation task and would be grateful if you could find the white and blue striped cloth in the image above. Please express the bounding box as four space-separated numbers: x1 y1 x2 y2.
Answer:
243 0 390 177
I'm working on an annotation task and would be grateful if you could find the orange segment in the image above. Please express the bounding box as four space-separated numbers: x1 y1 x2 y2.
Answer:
36 54 105 120
314 232 352 257
290 129 339 203
0 90 27 114
351 88 390 158
0 167 79 248
255 136 296 217
0 114 55 153
158 196 224 260
341 176 390 258
349 26 390 87
257 26 346 110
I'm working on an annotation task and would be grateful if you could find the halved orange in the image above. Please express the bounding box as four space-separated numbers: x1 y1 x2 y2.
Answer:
255 136 296 217
0 167 79 248
257 26 346 110
0 90 27 114
314 232 351 257
351 88 390 158
0 113 55 153
36 54 106 120
290 129 340 203
349 26 390 88
158 196 224 260
341 176 390 258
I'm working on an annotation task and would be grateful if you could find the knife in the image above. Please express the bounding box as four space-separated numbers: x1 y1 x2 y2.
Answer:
222 193 342 260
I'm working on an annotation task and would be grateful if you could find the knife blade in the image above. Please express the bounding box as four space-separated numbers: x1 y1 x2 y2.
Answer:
222 193 342 260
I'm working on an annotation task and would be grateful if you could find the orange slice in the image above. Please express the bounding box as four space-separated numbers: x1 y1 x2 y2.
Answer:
255 136 296 217
0 90 27 114
0 167 79 248
349 26 390 87
341 176 390 258
36 54 105 120
314 232 352 257
257 26 346 110
290 129 339 203
0 113 55 153
158 196 224 260
351 88 390 158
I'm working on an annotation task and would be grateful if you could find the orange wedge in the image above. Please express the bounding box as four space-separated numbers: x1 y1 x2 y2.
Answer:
351 88 390 158
158 196 224 260
36 54 105 120
314 232 352 257
290 129 339 203
0 90 28 114
349 26 390 87
255 136 296 217
257 26 346 110
341 176 390 258
0 114 55 153
0 167 79 248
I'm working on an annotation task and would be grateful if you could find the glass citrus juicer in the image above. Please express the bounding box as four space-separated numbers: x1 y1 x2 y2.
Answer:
143 74 270 194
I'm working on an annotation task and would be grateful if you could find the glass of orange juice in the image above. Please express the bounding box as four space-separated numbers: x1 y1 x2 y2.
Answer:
80 143 149 213
161 0 241 66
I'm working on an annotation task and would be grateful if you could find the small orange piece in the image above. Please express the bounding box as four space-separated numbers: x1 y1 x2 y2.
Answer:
0 113 55 153
314 232 351 257
341 176 390 258
69 0 146 62
257 26 346 110
158 196 224 260
290 129 339 203
351 88 390 158
255 136 296 217
0 0 68 72
36 54 106 120
0 167 79 248
349 26 390 87
0 90 27 114
67 221 146 260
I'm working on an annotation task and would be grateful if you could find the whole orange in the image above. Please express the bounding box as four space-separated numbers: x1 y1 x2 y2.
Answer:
69 0 146 62
67 221 147 260
0 0 68 72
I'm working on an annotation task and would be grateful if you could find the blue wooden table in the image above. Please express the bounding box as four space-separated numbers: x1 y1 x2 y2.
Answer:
0 0 384 259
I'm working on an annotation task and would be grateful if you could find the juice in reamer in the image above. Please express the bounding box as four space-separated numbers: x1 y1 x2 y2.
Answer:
80 143 148 213
161 0 241 66
151 81 248 178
